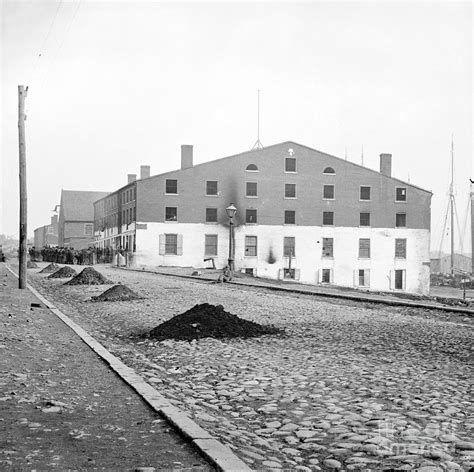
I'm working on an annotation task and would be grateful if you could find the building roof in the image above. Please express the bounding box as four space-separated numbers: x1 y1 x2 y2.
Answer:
60 190 109 221
144 140 433 195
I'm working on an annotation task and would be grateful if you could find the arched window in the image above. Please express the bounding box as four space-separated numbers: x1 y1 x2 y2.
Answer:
323 167 335 174
246 164 259 171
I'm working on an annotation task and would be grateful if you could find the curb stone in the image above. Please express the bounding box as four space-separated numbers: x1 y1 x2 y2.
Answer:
6 266 252 472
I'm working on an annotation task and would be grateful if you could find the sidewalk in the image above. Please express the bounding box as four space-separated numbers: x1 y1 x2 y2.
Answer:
0 264 214 471
120 265 474 315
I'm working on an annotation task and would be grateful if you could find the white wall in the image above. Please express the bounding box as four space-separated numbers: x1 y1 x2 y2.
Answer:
134 222 430 294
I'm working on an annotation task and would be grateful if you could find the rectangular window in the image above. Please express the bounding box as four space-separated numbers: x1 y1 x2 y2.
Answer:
284 210 296 225
205 234 218 256
285 157 296 172
285 183 296 198
165 234 178 255
246 182 258 197
394 269 405 289
84 223 93 236
360 212 371 227
246 209 257 223
245 236 257 256
206 180 218 196
396 213 407 227
395 238 407 258
47 225 54 234
323 184 335 200
360 186 371 201
166 179 178 194
396 187 407 202
322 268 331 284
322 238 333 258
323 211 334 226
134 187 136 200
165 207 177 221
357 269 370 287
206 208 218 223
283 237 295 257
359 238 371 258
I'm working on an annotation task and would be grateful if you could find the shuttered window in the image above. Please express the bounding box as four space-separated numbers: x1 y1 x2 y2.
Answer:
159 234 183 255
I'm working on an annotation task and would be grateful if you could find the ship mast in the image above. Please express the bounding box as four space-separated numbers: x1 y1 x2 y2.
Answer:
449 136 455 274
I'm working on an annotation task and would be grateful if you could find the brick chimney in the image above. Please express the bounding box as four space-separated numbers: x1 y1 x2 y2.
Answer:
380 154 392 177
181 145 193 170
140 165 151 180
128 173 137 184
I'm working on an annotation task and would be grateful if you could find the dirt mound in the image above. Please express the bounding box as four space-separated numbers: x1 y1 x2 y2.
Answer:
65 267 112 285
147 303 283 341
91 284 142 302
48 266 77 278
27 261 38 268
39 263 60 274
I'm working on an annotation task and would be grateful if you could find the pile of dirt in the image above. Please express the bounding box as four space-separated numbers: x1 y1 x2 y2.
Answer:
27 261 38 268
48 266 77 278
91 284 142 302
65 267 112 285
147 303 283 341
39 263 60 274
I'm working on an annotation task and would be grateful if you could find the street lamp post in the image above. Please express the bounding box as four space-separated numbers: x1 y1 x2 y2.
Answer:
225 203 237 272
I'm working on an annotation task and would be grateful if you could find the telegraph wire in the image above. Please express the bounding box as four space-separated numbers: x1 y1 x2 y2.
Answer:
27 0 63 86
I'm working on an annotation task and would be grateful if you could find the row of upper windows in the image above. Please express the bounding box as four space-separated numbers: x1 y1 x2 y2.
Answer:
121 187 136 204
165 179 408 202
160 233 407 261
166 206 408 227
321 237 407 259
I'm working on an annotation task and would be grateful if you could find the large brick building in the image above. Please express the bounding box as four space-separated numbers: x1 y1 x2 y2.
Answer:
94 141 432 294
59 190 108 250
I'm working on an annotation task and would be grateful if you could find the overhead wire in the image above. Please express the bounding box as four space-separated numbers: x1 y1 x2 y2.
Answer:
27 0 63 86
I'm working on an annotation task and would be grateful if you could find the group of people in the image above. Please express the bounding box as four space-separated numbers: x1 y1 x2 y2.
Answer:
29 246 117 265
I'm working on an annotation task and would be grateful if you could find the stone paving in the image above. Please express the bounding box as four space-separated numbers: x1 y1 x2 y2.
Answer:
27 264 474 471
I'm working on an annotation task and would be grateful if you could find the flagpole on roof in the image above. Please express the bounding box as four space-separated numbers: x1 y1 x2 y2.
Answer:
252 89 263 150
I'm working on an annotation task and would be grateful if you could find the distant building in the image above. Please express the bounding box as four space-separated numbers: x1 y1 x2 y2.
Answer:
430 254 472 275
58 190 108 250
93 141 432 294
33 215 59 248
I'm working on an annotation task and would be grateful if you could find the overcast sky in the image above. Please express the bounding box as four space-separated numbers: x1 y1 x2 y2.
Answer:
1 0 472 254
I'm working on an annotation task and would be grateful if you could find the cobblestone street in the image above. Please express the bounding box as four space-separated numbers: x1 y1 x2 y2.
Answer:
29 264 473 471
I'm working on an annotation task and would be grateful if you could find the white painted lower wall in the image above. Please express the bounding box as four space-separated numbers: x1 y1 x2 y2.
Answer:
133 222 430 294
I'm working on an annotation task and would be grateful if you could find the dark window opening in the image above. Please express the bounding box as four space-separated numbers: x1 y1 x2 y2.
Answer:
206 208 217 223
285 157 296 172
323 211 334 226
206 180 218 196
246 209 257 223
166 179 178 194
323 185 335 199
165 207 177 221
246 182 258 197
396 213 406 227
360 212 370 226
360 186 371 200
285 183 296 198
285 210 296 225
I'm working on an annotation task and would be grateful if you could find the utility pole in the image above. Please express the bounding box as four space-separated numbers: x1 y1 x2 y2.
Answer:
18 85 28 289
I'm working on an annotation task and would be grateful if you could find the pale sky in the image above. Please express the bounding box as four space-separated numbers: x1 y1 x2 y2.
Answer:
1 0 473 254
